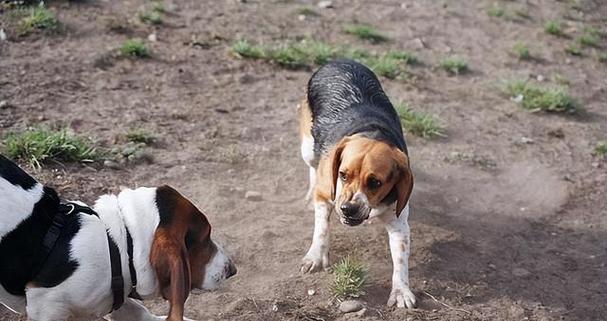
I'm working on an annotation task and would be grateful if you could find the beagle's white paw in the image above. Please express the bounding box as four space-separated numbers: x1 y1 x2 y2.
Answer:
387 286 416 309
300 252 329 273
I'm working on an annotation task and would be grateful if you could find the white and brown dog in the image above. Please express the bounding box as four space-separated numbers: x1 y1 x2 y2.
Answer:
0 155 236 321
299 60 416 308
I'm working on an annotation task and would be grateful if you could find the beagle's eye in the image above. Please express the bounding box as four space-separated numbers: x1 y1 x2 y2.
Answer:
368 177 382 189
339 171 348 182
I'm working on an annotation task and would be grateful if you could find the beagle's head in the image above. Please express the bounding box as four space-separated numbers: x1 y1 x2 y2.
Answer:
150 186 236 319
324 136 413 226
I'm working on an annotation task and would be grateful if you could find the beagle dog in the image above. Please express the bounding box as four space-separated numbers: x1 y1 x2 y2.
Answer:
299 60 416 308
0 154 236 321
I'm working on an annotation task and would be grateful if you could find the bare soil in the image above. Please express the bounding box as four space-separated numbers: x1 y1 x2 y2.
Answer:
1 0 606 320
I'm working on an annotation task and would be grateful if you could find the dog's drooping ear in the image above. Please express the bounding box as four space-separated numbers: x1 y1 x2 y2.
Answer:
315 138 350 202
150 229 191 321
392 149 414 216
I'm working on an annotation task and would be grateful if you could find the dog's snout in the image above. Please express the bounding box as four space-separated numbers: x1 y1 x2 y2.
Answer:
227 261 237 279
340 202 360 217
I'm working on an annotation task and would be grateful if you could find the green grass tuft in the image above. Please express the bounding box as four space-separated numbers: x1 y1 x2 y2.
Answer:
440 57 468 75
487 7 505 17
126 129 155 145
395 104 445 138
231 39 414 78
232 40 265 59
595 142 607 158
344 24 388 43
565 43 582 56
544 20 563 36
120 39 150 58
513 42 531 60
599 52 607 63
505 81 577 112
331 256 367 300
297 6 320 17
139 11 162 25
18 5 59 35
3 128 98 168
578 32 600 47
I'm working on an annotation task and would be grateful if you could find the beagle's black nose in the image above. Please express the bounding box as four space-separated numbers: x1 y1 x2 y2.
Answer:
227 262 237 279
340 202 360 217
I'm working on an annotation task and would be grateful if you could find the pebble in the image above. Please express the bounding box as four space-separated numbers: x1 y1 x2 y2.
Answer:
339 300 364 313
536 75 545 82
103 160 122 170
0 29 6 41
148 33 157 42
0 100 7 109
307 289 316 296
512 267 531 277
520 137 534 144
245 191 262 201
317 1 333 8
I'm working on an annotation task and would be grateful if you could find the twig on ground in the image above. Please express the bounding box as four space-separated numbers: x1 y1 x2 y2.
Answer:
422 291 472 315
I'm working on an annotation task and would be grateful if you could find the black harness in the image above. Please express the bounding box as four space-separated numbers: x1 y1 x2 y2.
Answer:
35 202 126 312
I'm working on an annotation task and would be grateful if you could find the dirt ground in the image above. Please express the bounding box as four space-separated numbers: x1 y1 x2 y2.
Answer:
1 0 606 320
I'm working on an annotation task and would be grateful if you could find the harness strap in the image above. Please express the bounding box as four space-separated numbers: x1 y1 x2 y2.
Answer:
35 202 126 312
125 227 142 300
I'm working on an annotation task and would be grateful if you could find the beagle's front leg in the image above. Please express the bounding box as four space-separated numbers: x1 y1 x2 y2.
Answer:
384 204 416 309
301 201 332 273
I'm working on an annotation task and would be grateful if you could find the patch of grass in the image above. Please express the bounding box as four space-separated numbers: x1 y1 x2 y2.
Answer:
120 39 150 58
505 81 577 112
513 42 531 60
544 20 563 36
125 129 155 145
599 52 607 63
344 24 388 43
595 142 607 158
139 11 162 25
487 7 505 17
232 39 414 78
395 104 445 138
218 144 246 164
18 5 59 35
440 57 468 75
578 31 600 47
152 2 165 13
565 43 582 56
232 39 265 59
3 128 98 168
297 6 319 16
331 256 367 300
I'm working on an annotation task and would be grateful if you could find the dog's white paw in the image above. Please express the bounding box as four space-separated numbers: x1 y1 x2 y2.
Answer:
387 287 416 309
300 252 329 273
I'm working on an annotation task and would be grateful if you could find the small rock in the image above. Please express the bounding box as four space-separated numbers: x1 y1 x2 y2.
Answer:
355 308 367 317
0 100 8 109
339 300 364 313
148 33 157 42
307 289 316 296
271 303 279 312
512 94 524 103
512 267 531 277
536 75 545 82
298 14 306 21
411 38 426 49
245 191 262 201
565 58 572 64
488 263 496 270
317 1 333 8
0 29 6 41
103 160 122 170
520 137 534 144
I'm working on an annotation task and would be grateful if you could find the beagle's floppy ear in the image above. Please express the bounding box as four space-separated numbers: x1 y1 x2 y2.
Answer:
315 138 349 202
150 229 191 321
393 150 414 217
150 185 209 321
